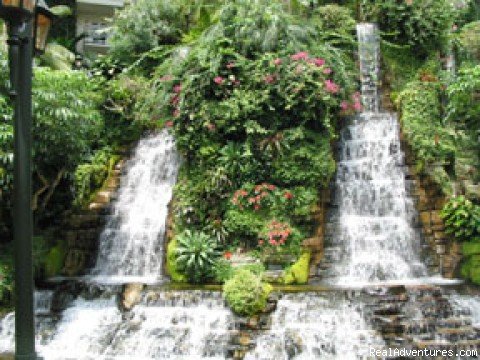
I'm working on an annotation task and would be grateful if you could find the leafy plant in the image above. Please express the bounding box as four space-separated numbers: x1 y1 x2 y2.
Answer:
175 230 221 283
441 196 480 242
361 0 453 56
223 269 272 316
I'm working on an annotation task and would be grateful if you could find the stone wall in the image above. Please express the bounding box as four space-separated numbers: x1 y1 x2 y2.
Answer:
301 189 331 277
62 160 125 276
401 138 462 278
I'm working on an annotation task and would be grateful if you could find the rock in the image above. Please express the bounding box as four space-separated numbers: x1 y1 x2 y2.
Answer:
120 283 144 311
238 333 251 346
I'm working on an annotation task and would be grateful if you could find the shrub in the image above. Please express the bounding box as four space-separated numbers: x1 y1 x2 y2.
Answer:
283 251 311 285
315 4 356 35
446 65 480 131
441 196 480 243
175 230 221 283
456 21 480 62
223 269 272 316
0 256 13 306
213 258 235 283
109 0 187 65
361 0 452 55
166 238 187 283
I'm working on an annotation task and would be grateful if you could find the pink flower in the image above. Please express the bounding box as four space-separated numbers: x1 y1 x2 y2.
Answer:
173 84 182 93
226 62 235 69
314 58 325 67
353 101 363 111
324 79 340 94
273 58 282 66
264 74 276 84
351 91 361 101
165 121 174 128
340 101 349 111
291 51 309 61
170 95 179 105
214 76 224 85
323 67 332 75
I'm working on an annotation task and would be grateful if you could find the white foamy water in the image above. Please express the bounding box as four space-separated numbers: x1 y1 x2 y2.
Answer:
1 291 232 359
91 130 180 280
323 24 427 284
245 293 384 359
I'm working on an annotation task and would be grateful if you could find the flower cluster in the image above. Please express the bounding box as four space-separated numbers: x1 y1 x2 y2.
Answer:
166 82 183 127
231 183 277 211
258 220 292 247
340 91 363 114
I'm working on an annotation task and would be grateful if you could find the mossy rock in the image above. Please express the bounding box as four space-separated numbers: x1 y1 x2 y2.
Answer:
166 238 187 283
45 245 66 278
462 242 480 256
283 251 311 285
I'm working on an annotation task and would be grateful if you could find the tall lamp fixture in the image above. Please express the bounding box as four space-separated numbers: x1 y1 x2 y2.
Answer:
0 0 53 359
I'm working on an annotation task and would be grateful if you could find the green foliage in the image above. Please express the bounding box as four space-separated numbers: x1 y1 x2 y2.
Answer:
213 258 235 283
223 269 272 316
315 4 356 34
397 81 456 171
0 250 13 306
74 147 117 207
283 251 311 285
175 230 221 283
456 21 480 62
361 0 453 56
446 65 480 131
109 0 187 66
461 242 480 285
441 196 480 242
463 242 480 256
166 238 187 283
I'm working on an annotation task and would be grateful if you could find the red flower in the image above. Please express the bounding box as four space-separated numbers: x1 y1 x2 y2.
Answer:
283 191 294 200
254 204 261 211
267 184 276 191
273 58 282 66
314 58 325 67
223 251 232 260
291 51 309 61
214 76 225 85
165 121 174 128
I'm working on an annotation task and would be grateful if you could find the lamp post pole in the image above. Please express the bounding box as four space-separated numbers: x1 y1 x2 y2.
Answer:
8 17 36 360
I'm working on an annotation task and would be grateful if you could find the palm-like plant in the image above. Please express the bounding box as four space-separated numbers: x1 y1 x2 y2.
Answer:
175 230 221 283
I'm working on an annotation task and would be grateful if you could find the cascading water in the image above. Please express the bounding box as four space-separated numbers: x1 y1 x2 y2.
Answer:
1 291 232 358
90 130 180 283
245 293 384 360
322 23 427 285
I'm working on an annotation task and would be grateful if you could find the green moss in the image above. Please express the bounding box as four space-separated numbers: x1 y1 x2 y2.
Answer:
463 242 480 256
283 251 311 285
44 245 66 278
166 238 187 283
223 269 271 317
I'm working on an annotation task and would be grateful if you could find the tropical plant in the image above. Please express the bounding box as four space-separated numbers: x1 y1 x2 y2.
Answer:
109 0 187 66
361 0 453 55
223 269 272 316
175 230 221 283
441 196 480 242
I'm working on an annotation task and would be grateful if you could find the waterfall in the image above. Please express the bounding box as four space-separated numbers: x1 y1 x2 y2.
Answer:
321 23 427 285
90 130 180 283
1 291 232 359
244 293 384 359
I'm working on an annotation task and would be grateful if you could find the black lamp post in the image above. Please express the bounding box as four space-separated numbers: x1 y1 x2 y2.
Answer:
0 1 53 359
